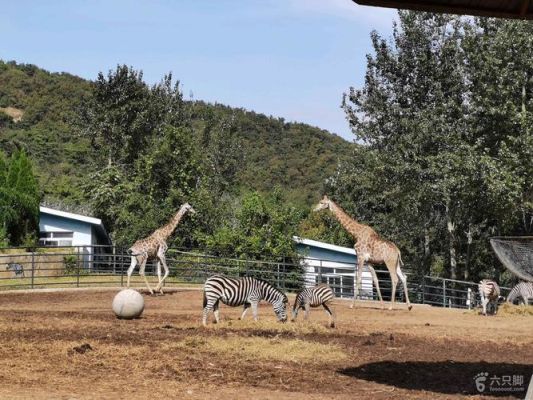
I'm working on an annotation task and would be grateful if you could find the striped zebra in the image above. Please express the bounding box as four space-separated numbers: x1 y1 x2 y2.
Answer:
291 284 336 328
507 281 533 305
202 275 288 326
478 279 501 315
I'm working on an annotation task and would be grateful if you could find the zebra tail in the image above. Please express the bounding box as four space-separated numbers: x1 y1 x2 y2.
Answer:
203 290 207 309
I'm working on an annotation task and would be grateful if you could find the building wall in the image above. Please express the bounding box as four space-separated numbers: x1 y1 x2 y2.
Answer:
39 214 93 247
295 242 373 299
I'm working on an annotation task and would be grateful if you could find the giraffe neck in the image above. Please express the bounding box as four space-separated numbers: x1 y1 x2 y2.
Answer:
329 201 367 240
157 206 188 240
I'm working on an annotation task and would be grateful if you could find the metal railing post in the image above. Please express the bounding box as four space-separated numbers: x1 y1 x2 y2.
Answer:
318 260 322 285
443 279 446 307
120 247 125 287
112 246 116 275
76 247 80 288
422 276 426 304
31 251 35 289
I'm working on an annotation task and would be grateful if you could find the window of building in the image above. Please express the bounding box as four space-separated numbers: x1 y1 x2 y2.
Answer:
39 231 74 247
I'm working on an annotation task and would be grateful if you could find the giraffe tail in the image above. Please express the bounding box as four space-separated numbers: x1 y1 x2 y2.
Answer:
395 253 401 271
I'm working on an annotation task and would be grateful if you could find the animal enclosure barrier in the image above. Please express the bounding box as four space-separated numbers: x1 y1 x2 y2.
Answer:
0 245 508 310
420 276 511 310
490 237 533 282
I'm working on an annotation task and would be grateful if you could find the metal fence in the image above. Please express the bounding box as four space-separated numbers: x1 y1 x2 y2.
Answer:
0 245 510 310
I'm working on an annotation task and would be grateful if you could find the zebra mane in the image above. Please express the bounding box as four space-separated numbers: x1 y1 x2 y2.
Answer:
250 276 287 300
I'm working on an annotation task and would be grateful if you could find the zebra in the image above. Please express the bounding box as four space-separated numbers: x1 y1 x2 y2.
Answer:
6 263 24 278
478 279 501 315
202 275 288 326
506 281 533 306
291 284 336 328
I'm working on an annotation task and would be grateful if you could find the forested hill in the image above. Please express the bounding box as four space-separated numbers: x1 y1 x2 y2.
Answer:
0 60 352 207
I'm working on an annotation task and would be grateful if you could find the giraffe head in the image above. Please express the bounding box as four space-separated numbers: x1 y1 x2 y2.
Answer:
313 195 332 212
182 202 196 215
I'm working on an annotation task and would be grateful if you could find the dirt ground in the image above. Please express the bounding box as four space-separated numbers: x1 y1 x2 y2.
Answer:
0 288 531 400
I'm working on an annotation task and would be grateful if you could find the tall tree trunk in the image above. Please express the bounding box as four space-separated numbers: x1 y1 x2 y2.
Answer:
464 223 472 281
424 222 431 275
446 205 457 280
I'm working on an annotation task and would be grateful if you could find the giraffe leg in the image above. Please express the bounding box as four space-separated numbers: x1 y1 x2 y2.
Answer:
323 302 335 328
397 265 412 310
351 260 365 309
155 260 162 293
384 259 400 310
368 265 384 309
126 256 138 288
155 252 170 294
138 258 154 295
389 275 398 311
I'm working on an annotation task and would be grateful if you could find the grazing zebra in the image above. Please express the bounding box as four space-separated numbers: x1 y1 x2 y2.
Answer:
507 281 533 305
291 284 336 328
202 275 288 326
7 263 24 278
478 279 501 315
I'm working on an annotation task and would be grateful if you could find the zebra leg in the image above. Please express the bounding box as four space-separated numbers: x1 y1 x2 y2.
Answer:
291 307 298 322
303 303 310 321
213 300 220 324
323 303 335 328
252 301 259 321
481 297 488 315
239 302 251 320
202 300 216 327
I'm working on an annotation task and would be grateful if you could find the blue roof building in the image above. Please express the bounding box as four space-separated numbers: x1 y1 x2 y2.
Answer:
293 236 373 299
39 206 111 248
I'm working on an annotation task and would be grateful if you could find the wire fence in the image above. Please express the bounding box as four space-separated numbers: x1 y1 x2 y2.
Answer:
0 245 510 310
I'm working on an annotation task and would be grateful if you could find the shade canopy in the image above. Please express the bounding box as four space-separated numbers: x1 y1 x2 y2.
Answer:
353 0 533 20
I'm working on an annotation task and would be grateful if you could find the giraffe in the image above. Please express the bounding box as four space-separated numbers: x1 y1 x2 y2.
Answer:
313 195 412 311
126 203 195 294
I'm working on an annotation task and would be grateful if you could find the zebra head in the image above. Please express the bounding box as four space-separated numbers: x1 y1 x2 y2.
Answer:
273 293 288 323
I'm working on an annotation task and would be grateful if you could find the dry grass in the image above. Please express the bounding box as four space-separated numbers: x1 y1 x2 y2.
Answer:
168 335 347 364
498 302 533 316
202 318 333 335
0 289 532 400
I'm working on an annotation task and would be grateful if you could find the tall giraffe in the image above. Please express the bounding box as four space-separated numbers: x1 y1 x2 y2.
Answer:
314 195 412 310
126 203 195 294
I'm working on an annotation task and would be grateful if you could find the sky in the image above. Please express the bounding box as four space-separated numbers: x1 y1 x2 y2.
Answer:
0 0 396 141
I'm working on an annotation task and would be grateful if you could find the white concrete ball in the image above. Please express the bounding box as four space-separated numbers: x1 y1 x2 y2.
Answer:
112 289 145 319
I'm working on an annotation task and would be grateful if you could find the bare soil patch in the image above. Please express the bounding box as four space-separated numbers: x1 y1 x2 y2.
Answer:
0 289 531 399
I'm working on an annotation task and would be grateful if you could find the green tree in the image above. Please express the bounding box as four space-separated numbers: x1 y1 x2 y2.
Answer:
338 12 532 282
0 150 40 246
201 190 302 262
